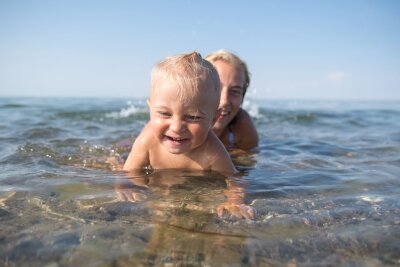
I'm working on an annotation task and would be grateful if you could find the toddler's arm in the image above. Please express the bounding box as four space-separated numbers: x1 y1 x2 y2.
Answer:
115 177 148 202
210 134 237 174
123 124 151 171
209 136 255 219
217 177 255 220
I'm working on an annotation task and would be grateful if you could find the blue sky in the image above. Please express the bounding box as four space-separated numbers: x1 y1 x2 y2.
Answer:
1 0 399 100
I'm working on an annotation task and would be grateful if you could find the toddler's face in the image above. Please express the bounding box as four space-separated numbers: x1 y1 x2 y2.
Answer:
148 79 217 155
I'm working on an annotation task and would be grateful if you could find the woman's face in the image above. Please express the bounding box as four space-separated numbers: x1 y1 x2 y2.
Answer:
212 60 244 134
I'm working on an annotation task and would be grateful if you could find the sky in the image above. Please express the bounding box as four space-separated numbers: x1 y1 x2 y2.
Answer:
0 0 399 100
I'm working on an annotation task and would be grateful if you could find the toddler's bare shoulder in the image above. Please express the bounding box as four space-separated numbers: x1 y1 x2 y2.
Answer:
133 124 156 148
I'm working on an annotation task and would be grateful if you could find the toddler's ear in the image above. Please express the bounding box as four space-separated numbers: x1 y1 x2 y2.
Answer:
213 108 222 125
146 99 151 108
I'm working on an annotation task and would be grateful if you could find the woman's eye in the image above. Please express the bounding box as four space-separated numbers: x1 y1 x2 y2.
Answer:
229 88 243 97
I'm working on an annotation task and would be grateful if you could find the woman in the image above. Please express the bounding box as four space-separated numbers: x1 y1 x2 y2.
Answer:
206 50 258 151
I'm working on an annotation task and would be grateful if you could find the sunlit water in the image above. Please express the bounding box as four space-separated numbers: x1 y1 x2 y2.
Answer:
1 97 399 266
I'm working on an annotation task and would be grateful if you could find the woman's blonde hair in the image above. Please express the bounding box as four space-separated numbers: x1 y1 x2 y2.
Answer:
205 49 250 97
150 51 220 109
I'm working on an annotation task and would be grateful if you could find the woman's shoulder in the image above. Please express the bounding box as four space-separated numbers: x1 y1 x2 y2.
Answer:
231 108 259 150
237 108 252 120
233 108 254 128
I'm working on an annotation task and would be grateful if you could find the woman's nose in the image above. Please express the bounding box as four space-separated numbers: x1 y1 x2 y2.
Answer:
219 88 230 107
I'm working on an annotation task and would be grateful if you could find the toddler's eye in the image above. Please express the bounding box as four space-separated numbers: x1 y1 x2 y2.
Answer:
157 111 170 118
186 115 202 122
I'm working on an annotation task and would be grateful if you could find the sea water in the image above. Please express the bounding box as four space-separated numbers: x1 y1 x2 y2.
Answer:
0 97 399 266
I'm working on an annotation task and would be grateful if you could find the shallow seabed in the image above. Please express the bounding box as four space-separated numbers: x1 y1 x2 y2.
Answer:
0 97 399 267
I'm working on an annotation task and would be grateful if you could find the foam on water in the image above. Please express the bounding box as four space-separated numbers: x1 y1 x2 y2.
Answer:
243 98 261 119
105 101 148 119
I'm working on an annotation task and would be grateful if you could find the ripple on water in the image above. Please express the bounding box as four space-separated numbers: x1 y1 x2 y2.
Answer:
21 127 66 140
0 103 28 109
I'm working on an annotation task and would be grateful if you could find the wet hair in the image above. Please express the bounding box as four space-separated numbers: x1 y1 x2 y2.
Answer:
205 49 250 97
150 51 221 111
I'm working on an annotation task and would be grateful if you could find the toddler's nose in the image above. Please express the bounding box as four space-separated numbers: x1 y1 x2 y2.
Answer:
170 118 186 133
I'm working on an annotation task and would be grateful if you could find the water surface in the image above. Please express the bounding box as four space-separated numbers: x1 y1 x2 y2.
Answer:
1 97 399 266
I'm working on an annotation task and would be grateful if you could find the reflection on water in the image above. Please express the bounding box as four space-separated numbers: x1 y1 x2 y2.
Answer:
1 98 400 266
1 170 245 266
2 167 399 266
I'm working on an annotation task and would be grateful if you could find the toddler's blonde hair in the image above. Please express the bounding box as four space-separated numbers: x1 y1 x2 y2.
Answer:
150 52 220 111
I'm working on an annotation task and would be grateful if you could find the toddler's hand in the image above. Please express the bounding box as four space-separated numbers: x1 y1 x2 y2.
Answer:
116 188 147 202
217 202 255 220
